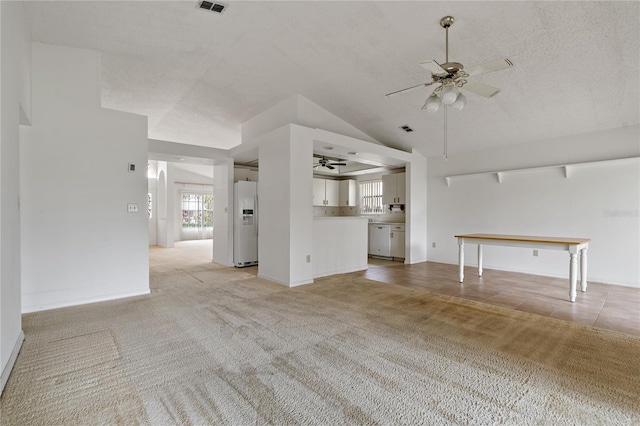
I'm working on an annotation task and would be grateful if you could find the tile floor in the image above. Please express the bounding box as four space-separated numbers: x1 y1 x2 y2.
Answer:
165 241 639 337
361 259 640 337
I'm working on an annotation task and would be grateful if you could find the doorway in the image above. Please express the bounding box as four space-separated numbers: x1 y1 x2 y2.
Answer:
180 193 213 240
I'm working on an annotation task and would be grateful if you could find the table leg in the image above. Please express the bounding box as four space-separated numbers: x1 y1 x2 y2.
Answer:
580 248 588 292
458 240 464 283
477 244 483 277
569 252 578 302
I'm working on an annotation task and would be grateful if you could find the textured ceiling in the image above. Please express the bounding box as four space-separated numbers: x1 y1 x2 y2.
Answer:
26 1 640 157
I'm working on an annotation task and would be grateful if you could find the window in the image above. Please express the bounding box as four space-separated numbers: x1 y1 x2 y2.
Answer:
180 192 213 240
359 180 384 215
181 193 213 228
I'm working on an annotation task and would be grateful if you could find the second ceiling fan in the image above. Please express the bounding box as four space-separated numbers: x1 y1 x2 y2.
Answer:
313 156 346 171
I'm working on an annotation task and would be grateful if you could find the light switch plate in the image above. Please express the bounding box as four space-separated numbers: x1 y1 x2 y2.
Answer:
127 203 138 213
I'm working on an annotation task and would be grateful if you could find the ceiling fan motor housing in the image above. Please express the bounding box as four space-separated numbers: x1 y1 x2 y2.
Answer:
441 62 464 75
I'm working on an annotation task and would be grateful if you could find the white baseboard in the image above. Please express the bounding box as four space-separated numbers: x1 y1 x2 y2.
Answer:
1 330 24 396
313 264 368 279
22 289 151 314
257 273 314 288
427 258 639 288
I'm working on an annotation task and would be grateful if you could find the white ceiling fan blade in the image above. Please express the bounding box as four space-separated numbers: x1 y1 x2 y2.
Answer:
419 59 447 76
462 80 501 98
466 58 514 76
385 81 436 98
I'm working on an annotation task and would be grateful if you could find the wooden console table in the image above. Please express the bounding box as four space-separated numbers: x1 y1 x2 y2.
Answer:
455 234 590 302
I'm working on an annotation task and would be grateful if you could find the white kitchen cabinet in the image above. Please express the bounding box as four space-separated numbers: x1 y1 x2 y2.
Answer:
313 178 340 206
313 178 325 206
382 172 406 204
390 224 405 259
325 180 339 206
339 179 357 206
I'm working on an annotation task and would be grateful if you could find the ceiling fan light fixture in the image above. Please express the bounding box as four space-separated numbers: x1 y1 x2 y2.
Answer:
450 93 467 111
424 94 442 113
440 85 459 105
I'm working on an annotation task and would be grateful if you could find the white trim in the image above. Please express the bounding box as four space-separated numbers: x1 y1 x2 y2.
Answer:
257 273 314 288
1 330 24 396
428 259 639 288
313 264 368 279
22 289 151 314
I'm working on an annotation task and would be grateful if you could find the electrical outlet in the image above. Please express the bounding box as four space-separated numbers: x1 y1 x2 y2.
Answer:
306 255 311 263
432 242 436 248
127 203 138 213
533 250 539 257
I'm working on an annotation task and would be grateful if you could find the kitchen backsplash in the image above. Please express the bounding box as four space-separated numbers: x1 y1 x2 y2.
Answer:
313 206 405 222
313 206 359 217
364 210 406 223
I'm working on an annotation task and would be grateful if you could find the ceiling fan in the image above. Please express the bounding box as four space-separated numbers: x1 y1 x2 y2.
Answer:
385 16 514 158
386 16 513 106
313 156 346 171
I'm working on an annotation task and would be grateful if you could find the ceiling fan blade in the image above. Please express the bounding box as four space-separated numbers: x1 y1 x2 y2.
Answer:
385 81 435 98
326 164 335 170
419 59 447 76
462 80 501 98
466 58 514 76
330 163 346 166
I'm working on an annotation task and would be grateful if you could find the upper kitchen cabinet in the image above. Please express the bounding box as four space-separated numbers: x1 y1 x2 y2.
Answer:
382 172 406 204
313 178 339 206
339 180 357 206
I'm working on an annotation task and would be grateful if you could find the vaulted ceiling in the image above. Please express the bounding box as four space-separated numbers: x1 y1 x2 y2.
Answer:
26 1 639 158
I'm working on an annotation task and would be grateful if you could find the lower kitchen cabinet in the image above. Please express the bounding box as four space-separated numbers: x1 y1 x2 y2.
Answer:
390 224 405 259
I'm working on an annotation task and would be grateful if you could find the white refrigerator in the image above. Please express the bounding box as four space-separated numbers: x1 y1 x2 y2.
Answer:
233 181 258 267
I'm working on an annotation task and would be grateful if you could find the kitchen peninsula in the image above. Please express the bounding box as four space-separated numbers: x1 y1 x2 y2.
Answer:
312 216 368 278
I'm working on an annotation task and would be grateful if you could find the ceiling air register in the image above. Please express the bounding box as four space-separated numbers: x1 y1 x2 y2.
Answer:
197 1 227 14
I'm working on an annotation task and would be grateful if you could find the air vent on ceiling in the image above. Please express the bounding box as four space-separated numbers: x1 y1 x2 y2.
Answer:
197 1 227 14
400 125 413 133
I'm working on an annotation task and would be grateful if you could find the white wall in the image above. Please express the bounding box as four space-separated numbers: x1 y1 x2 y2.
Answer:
258 125 314 286
148 160 158 246
0 0 29 395
406 150 428 264
212 158 234 266
156 161 169 247
241 94 380 146
427 126 640 287
20 43 150 312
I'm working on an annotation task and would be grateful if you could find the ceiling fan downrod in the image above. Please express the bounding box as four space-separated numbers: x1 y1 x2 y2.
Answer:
440 16 455 160
440 16 454 64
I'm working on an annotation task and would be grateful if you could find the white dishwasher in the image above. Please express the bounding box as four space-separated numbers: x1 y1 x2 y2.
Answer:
369 224 391 258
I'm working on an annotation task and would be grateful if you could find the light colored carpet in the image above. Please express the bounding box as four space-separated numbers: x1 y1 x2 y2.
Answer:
1 243 639 425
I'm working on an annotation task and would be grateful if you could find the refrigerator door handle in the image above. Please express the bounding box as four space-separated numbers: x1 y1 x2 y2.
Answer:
254 194 259 237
